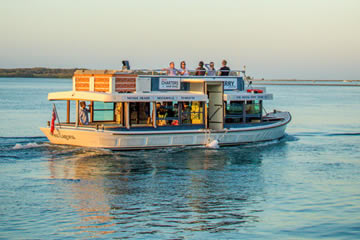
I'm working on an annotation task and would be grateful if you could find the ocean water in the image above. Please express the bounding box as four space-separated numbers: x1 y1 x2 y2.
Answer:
0 78 359 239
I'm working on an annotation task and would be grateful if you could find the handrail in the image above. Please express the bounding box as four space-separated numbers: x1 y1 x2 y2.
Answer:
132 69 246 77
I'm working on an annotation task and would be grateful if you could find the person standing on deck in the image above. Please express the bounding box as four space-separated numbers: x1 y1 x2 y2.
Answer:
79 101 89 125
163 61 179 76
219 60 230 76
179 61 190 76
205 62 216 76
195 61 206 76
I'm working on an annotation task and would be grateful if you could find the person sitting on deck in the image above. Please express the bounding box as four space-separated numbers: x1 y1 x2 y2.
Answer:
195 61 206 76
79 101 89 125
163 61 179 76
122 60 130 71
157 104 168 126
219 59 230 76
181 102 191 124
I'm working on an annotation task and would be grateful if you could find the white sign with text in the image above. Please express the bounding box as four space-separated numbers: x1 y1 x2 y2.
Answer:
217 78 238 90
159 78 181 90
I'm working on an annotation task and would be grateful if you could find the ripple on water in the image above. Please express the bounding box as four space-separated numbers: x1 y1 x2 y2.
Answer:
0 128 360 238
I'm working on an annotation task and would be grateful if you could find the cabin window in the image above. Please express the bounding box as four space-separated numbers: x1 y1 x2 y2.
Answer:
156 101 179 126
245 100 262 122
93 102 115 121
181 101 204 125
155 101 204 126
225 101 244 123
245 100 261 114
130 102 152 126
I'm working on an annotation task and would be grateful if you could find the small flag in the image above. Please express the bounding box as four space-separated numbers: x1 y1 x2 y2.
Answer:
50 105 56 135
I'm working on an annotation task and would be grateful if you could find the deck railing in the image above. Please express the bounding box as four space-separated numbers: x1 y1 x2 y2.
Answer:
131 69 246 77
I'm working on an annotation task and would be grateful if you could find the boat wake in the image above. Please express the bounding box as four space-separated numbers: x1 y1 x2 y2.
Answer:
326 132 360 136
206 140 220 149
12 142 49 150
1 133 300 156
294 132 360 137
0 136 48 151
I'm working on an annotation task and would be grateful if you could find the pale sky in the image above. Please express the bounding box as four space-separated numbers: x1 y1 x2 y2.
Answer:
1 0 359 79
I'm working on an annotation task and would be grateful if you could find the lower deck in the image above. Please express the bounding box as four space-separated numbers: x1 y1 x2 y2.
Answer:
54 116 281 132
42 111 291 150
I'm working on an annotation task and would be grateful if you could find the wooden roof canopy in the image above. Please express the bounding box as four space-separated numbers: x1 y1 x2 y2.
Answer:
73 70 138 93
74 69 136 77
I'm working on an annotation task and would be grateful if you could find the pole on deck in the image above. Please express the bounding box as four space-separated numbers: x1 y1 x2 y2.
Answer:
75 100 79 127
90 101 94 123
66 100 70 124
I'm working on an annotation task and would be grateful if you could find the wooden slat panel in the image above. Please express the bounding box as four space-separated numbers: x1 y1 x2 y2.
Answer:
94 78 109 82
75 77 90 91
94 83 110 88
75 84 89 87
115 77 136 92
94 77 110 92
116 84 136 88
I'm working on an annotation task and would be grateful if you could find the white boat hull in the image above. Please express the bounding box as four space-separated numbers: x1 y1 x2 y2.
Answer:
41 112 291 150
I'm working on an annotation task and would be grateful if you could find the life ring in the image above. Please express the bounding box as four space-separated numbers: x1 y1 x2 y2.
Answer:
247 89 263 93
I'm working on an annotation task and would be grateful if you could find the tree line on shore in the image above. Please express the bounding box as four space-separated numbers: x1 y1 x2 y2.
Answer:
0 68 85 78
0 67 255 79
0 68 163 78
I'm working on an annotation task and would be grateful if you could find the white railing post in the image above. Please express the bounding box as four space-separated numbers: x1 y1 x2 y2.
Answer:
90 76 94 92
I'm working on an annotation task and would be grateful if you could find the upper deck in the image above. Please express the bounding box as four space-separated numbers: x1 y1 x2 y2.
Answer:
48 70 272 102
46 69 276 131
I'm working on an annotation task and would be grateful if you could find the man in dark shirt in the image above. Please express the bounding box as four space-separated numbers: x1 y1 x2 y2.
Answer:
195 61 206 76
219 60 230 76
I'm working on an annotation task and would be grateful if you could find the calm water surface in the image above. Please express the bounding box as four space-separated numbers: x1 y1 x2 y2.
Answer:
0 78 359 239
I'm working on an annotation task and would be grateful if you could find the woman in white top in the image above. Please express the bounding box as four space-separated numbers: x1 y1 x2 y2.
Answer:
179 61 190 76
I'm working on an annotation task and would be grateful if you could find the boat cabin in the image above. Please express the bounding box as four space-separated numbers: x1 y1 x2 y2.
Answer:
48 70 273 131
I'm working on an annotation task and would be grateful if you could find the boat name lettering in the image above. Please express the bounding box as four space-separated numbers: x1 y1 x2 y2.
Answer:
53 133 76 140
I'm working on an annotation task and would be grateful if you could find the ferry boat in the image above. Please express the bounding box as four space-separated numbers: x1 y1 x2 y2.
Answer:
40 69 291 150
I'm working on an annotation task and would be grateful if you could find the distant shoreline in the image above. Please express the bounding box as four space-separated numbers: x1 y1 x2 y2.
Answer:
0 68 359 84
251 79 360 82
0 67 82 79
250 79 360 86
252 82 360 87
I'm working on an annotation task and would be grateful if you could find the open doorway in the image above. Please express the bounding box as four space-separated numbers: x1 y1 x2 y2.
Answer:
206 82 224 130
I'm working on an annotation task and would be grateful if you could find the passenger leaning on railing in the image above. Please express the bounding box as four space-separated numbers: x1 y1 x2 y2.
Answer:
205 62 216 76
163 61 180 76
179 61 190 76
195 61 206 76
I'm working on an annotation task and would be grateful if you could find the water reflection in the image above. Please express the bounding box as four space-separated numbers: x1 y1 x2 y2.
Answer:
48 150 118 237
46 144 280 238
